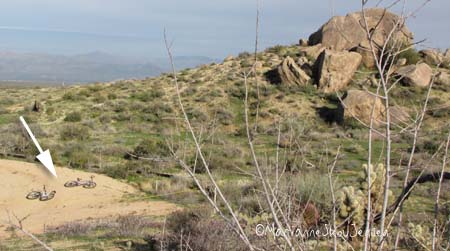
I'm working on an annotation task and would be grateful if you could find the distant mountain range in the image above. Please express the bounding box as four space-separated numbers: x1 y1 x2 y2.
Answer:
0 51 219 84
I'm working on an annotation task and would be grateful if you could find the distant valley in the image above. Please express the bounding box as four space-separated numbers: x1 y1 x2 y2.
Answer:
0 51 218 85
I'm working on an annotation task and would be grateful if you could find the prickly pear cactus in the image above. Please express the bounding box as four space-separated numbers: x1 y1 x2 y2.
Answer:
336 163 393 229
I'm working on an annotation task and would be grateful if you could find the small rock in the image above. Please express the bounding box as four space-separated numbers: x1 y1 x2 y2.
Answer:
444 49 450 66
297 56 309 66
269 55 281 67
297 56 313 77
223 55 234 62
395 63 433 87
254 61 263 70
369 75 378 87
396 58 407 66
299 38 308 47
420 49 444 66
435 70 450 86
126 240 133 248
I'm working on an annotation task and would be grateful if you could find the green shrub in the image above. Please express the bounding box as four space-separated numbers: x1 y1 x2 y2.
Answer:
398 47 421 65
187 145 244 174
133 138 171 158
62 92 80 101
266 45 287 55
186 108 208 122
62 143 94 169
132 90 165 102
214 108 234 125
67 150 91 169
105 164 129 179
111 100 128 113
238 51 251 58
0 97 14 106
114 112 131 121
99 114 112 123
60 125 90 140
276 82 317 95
226 81 257 99
294 172 333 211
166 209 208 236
162 210 247 251
46 106 55 115
107 93 117 100
114 215 155 237
240 59 253 68
428 107 450 118
141 113 161 123
227 85 246 99
78 89 91 97
142 102 173 118
64 111 82 122
423 140 440 154
0 107 8 115
87 85 102 93
344 117 365 130
181 86 197 97
92 94 106 103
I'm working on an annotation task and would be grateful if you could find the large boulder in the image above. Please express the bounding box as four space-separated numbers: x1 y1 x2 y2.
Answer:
277 56 311 86
420 49 444 66
308 8 413 67
390 106 410 126
395 63 433 87
299 44 326 62
436 70 450 86
341 90 385 125
316 49 362 93
355 40 376 68
444 49 450 67
223 55 234 62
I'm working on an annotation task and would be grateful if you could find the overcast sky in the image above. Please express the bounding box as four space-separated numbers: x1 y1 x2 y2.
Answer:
0 0 448 59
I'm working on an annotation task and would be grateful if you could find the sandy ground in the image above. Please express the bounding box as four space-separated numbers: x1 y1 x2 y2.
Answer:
0 159 176 238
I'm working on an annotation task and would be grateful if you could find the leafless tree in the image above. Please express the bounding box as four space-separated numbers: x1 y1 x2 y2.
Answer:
3 211 54 251
356 1 444 250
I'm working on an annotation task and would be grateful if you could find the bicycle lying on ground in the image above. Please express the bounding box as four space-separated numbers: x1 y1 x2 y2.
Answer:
64 175 97 189
26 185 56 201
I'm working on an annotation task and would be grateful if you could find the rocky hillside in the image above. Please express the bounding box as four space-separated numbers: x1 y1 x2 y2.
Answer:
1 8 450 250
1 8 449 183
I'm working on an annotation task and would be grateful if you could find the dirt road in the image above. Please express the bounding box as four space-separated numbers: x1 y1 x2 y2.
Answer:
0 159 176 238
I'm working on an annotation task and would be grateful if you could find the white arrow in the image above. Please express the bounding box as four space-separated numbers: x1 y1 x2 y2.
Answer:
19 116 57 177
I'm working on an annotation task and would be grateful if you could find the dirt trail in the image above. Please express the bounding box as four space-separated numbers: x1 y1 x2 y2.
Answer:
0 159 176 238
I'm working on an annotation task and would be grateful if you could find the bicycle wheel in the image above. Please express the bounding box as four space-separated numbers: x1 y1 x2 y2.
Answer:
39 191 56 201
64 181 79 187
26 191 41 200
83 182 97 189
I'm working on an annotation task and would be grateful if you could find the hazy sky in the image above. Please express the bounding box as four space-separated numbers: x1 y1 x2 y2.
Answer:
0 0 448 59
